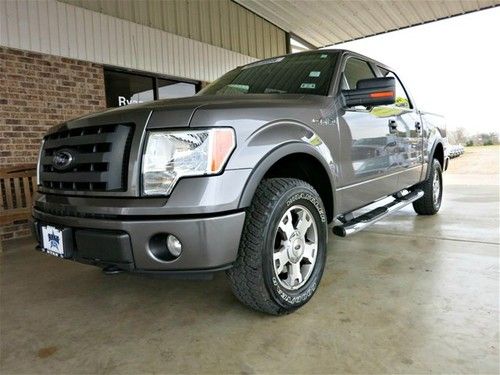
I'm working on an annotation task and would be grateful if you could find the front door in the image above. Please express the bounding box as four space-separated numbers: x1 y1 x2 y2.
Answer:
336 57 401 213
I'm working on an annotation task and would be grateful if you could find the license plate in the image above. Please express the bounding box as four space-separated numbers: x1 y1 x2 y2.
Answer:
41 225 65 257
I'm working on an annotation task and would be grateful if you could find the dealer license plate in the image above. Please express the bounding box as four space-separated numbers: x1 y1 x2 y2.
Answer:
41 225 65 257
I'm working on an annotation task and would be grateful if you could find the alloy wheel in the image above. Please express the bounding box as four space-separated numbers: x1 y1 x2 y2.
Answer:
433 169 441 208
273 205 318 290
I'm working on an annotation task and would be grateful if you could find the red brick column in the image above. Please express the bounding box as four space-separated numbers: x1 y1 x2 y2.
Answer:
0 47 107 241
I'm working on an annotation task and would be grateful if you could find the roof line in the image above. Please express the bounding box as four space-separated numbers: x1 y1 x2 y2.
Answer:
321 4 500 48
289 32 318 50
230 0 287 34
233 0 320 49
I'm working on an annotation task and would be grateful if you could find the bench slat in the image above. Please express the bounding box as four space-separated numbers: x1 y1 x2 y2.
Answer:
0 164 36 179
23 177 32 209
4 179 14 210
13 177 22 208
0 207 31 225
1 165 37 225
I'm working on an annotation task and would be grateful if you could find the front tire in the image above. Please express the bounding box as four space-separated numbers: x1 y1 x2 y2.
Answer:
413 158 443 215
226 178 327 315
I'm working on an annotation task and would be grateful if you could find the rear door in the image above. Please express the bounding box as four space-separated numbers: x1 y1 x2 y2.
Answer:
375 67 423 190
336 56 401 213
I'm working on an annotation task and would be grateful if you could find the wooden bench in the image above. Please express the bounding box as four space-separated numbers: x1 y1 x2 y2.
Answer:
0 164 37 228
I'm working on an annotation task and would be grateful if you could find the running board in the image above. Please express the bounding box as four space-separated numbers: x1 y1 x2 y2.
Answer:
332 189 424 237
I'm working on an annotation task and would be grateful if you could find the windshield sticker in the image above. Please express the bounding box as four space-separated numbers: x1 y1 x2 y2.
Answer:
300 83 316 89
227 84 249 91
242 57 285 70
309 71 321 77
320 54 328 58
264 88 287 94
217 84 249 95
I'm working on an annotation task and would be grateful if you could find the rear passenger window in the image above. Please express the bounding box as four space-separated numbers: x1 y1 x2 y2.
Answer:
342 58 375 90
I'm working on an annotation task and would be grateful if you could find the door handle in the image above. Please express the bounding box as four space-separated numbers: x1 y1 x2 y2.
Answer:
388 119 397 133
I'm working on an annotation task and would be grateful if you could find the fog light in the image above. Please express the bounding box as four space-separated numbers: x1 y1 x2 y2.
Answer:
167 235 182 257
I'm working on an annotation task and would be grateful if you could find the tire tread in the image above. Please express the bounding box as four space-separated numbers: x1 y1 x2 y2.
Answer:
413 158 442 215
226 178 317 315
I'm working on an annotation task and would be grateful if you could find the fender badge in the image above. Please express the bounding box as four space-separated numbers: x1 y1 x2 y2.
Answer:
312 117 335 126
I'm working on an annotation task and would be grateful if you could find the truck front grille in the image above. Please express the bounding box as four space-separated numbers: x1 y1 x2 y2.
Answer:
40 124 133 192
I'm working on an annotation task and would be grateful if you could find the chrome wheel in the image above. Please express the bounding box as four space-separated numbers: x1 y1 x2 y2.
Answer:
432 169 441 207
273 205 318 290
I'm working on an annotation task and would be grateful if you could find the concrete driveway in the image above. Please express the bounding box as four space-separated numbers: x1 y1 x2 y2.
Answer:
1 146 498 374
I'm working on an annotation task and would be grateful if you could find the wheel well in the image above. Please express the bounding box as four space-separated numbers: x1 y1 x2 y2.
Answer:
433 143 444 168
263 153 334 223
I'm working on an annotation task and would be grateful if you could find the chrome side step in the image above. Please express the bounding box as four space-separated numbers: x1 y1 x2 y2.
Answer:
332 189 424 237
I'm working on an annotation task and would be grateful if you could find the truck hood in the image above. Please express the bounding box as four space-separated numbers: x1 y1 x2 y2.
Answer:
146 94 324 129
52 94 325 134
39 94 329 198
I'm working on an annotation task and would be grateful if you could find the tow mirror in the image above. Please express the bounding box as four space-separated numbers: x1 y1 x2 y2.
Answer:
342 77 395 107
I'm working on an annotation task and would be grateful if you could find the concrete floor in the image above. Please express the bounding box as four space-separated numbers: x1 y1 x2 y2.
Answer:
1 146 499 374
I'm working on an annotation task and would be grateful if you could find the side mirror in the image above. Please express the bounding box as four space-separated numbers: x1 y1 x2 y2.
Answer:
342 77 396 107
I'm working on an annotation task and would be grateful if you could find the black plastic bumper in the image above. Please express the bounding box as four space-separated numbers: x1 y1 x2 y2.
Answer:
33 208 246 273
34 224 135 270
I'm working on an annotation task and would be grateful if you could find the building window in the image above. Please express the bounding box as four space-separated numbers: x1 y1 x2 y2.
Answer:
157 78 197 99
104 68 199 108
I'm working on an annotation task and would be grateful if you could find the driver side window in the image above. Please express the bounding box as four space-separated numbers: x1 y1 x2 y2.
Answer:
379 67 412 109
342 58 376 90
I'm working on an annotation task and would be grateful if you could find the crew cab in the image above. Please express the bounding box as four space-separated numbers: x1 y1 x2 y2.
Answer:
33 50 448 314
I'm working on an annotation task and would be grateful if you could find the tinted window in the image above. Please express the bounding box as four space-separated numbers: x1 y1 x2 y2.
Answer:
104 70 200 108
157 79 196 99
104 70 155 107
199 52 338 96
342 58 375 90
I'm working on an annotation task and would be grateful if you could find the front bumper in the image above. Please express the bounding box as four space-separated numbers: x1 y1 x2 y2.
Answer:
33 208 245 273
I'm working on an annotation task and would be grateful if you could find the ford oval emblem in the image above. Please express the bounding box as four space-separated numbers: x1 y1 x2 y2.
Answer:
52 149 74 171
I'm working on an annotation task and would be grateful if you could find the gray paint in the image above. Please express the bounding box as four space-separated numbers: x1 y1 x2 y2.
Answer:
34 208 245 270
35 169 252 216
34 49 447 271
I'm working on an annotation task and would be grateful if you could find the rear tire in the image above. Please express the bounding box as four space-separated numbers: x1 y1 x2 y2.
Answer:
226 178 327 315
413 158 443 215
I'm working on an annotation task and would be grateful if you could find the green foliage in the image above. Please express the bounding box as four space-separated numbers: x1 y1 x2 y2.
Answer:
395 97 410 108
370 106 404 118
464 132 498 147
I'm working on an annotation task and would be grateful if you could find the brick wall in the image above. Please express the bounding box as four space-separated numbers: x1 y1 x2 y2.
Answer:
0 46 106 242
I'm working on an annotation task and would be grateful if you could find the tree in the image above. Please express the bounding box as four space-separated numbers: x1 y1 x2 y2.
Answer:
449 127 467 145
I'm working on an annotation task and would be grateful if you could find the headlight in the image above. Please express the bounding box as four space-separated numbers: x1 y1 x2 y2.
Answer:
142 128 235 195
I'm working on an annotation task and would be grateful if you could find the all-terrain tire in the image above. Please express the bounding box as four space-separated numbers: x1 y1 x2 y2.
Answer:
226 178 327 315
413 158 443 215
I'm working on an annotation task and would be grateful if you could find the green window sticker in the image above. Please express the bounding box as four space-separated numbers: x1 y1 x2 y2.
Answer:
309 71 321 77
320 54 328 58
300 83 316 89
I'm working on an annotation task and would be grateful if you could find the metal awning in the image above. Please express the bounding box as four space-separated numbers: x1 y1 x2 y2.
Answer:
235 0 500 47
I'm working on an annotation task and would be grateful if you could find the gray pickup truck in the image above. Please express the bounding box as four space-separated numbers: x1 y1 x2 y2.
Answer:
33 50 448 315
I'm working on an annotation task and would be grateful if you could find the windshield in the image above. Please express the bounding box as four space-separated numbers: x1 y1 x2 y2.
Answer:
198 52 338 96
